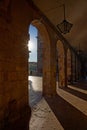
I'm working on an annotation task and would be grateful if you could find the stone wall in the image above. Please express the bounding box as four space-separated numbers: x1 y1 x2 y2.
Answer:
0 0 31 129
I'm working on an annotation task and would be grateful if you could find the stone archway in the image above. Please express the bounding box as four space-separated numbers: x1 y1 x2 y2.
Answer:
57 40 65 88
29 19 56 96
0 1 58 128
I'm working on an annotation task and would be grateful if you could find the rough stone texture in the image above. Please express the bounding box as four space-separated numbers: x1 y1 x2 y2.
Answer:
0 0 32 129
67 49 71 83
57 40 65 88
76 57 81 81
71 52 77 82
0 0 82 129
0 0 57 128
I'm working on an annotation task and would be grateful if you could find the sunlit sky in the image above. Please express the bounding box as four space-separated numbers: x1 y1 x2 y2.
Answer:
28 24 37 62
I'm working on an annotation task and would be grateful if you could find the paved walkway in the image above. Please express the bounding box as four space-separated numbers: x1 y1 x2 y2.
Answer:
30 98 64 130
29 76 87 130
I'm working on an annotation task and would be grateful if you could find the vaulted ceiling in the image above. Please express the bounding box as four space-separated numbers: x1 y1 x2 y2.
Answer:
32 0 87 57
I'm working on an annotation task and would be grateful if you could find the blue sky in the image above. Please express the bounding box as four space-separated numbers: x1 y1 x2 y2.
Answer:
28 24 37 62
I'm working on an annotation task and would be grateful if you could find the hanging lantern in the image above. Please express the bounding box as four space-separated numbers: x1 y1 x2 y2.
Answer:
57 4 73 34
57 19 73 34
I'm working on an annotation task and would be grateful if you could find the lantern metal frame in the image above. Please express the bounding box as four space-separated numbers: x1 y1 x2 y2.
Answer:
57 4 73 34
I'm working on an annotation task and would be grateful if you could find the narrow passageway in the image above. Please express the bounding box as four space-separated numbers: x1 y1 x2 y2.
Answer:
29 76 87 130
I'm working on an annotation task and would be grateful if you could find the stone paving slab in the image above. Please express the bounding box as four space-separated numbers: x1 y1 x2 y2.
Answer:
30 98 64 130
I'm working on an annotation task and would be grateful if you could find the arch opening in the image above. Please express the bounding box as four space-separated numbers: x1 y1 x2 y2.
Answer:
28 20 51 107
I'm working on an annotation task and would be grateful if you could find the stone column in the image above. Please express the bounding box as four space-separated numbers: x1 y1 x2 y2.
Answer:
71 52 76 83
77 58 81 81
0 0 32 129
67 48 72 84
64 48 68 87
43 42 56 96
57 41 65 88
75 56 79 81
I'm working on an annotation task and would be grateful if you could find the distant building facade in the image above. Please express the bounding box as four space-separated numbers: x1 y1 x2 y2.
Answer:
37 31 43 76
29 62 37 75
